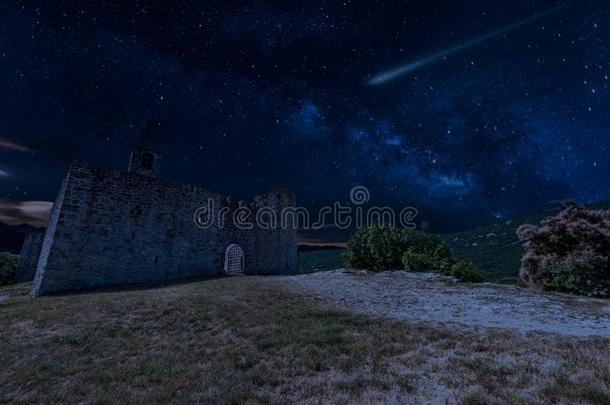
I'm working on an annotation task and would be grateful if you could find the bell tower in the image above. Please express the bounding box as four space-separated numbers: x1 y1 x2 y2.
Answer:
128 118 163 177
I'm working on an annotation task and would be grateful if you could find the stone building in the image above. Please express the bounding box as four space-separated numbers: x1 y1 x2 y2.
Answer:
15 231 45 283
29 130 297 296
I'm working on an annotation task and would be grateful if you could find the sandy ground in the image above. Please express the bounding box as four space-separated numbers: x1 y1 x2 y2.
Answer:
280 269 610 337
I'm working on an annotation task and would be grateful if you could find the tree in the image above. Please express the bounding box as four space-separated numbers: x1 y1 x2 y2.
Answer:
0 252 17 286
517 206 610 297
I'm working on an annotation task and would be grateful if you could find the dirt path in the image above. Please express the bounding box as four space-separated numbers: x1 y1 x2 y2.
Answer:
279 269 610 337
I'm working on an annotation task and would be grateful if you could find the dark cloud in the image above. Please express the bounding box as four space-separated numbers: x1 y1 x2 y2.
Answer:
0 137 32 153
0 199 53 228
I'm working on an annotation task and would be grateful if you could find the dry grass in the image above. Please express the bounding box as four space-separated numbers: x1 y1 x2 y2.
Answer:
1 276 610 403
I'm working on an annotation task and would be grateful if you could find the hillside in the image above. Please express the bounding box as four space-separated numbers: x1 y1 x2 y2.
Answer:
443 200 610 283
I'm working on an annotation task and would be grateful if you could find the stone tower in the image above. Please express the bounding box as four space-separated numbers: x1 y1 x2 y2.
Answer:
128 118 163 177
29 116 297 296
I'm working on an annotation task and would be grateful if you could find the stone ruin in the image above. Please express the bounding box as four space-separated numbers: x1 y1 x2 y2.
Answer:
23 125 298 296
15 231 45 283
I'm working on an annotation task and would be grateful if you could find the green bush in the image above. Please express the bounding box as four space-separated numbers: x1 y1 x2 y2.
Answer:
401 251 436 273
400 230 454 274
451 260 485 283
0 252 17 287
549 255 608 297
343 226 405 271
344 226 460 276
344 226 484 283
400 230 447 258
402 250 454 274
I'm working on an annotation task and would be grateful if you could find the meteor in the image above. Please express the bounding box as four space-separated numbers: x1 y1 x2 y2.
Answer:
366 4 569 86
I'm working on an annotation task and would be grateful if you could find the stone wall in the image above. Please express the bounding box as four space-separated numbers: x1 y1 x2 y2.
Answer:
251 192 298 274
15 231 45 282
32 168 70 295
32 160 297 295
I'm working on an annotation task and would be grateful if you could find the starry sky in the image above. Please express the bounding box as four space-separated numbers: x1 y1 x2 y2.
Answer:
0 0 609 241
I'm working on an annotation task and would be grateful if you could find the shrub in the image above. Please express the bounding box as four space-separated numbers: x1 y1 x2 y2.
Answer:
402 250 454 274
517 206 610 297
344 226 456 275
0 252 18 287
548 255 608 296
400 230 448 259
344 226 482 283
451 260 484 283
400 230 454 274
401 251 436 273
343 226 405 271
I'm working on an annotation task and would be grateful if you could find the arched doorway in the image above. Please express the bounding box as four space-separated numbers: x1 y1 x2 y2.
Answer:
224 244 245 275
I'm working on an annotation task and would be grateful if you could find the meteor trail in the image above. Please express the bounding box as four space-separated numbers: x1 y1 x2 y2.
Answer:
366 4 569 86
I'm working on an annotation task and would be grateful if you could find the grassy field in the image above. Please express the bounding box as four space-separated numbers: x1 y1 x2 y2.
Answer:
2 277 610 403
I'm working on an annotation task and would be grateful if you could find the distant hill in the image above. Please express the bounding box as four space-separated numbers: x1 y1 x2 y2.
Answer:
442 200 610 284
298 244 346 252
0 222 43 254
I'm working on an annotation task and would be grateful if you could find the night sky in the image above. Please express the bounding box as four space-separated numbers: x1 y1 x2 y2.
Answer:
1 0 609 241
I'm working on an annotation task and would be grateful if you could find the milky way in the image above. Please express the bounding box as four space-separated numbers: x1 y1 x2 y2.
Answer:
0 0 609 238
